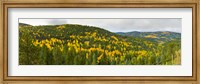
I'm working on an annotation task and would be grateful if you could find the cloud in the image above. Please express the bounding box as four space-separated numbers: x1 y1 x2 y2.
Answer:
67 19 181 33
19 18 181 33
47 19 67 25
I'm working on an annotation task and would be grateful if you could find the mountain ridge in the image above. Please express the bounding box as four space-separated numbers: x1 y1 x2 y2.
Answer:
115 31 181 42
19 22 181 42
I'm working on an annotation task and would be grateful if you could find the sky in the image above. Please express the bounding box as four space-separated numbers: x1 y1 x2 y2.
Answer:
19 18 181 33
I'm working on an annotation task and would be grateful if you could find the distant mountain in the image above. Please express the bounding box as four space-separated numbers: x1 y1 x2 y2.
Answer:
116 31 181 42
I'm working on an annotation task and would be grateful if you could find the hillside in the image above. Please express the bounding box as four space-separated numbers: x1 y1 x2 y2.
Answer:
19 23 181 65
116 31 181 42
19 23 124 40
19 23 32 26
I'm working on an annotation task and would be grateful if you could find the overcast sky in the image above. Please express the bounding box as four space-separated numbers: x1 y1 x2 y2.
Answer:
19 18 181 33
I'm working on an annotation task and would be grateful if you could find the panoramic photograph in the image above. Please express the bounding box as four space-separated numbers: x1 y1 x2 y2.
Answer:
19 18 181 65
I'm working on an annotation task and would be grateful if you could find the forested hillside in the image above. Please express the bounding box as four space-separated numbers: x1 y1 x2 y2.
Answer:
19 23 181 65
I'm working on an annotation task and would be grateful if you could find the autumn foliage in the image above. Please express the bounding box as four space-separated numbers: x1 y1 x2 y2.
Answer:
19 23 181 65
